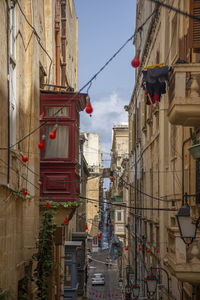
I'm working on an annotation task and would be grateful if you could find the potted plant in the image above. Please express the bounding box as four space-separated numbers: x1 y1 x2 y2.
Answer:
188 129 200 159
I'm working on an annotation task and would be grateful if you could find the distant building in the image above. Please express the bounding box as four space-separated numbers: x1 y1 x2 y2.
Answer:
109 124 129 280
82 132 103 251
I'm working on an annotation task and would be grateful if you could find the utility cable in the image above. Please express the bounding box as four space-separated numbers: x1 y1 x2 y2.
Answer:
16 0 53 84
148 0 200 22
0 158 40 191
79 195 177 211
0 8 159 151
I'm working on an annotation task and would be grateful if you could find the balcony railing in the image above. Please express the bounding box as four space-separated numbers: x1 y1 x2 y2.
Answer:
168 63 200 126
167 227 200 284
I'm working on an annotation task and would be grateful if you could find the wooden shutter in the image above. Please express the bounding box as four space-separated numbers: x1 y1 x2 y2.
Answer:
179 34 191 62
189 0 200 52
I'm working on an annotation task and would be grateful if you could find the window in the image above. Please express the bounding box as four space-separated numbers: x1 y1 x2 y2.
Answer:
64 265 72 286
171 13 178 62
46 107 69 117
189 0 200 52
117 211 121 221
45 125 69 158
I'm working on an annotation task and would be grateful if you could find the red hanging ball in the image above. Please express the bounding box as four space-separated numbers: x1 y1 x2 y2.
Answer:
46 203 50 209
125 246 128 251
22 155 28 163
64 218 68 224
85 225 88 230
98 233 101 238
166 248 169 253
23 189 28 195
85 103 93 114
136 284 139 288
49 130 56 139
158 268 161 272
147 248 150 253
38 140 45 149
156 249 159 253
139 245 142 251
149 274 151 278
131 55 140 68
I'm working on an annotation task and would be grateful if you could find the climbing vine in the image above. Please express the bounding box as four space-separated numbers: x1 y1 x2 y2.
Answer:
32 204 56 300
20 200 82 299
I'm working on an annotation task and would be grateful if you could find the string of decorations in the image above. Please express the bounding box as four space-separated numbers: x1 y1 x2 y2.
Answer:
0 8 161 153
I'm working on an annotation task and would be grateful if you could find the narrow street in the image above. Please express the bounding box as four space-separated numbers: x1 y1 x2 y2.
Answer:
87 250 122 300
87 208 122 300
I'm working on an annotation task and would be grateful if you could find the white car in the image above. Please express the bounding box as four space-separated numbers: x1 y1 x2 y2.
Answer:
92 273 105 285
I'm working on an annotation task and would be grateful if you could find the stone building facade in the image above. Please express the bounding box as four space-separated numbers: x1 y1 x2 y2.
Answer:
82 132 103 249
0 0 81 298
124 0 200 299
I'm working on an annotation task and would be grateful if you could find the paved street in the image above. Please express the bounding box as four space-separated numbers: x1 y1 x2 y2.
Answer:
87 250 122 300
87 208 122 300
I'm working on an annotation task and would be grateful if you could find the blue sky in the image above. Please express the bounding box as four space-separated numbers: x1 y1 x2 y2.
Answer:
74 0 136 165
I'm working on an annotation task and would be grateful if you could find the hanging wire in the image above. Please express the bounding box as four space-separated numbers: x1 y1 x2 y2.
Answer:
0 8 160 151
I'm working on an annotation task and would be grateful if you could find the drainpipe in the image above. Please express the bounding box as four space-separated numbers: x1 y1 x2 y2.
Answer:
134 97 138 284
55 2 61 298
55 0 61 86
6 0 10 184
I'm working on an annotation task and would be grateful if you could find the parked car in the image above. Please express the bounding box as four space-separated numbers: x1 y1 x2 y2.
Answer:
92 273 105 285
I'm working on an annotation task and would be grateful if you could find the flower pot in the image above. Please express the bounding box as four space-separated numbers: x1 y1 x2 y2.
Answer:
188 143 200 159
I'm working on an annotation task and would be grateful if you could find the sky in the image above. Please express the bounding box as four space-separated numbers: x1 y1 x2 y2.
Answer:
74 0 136 167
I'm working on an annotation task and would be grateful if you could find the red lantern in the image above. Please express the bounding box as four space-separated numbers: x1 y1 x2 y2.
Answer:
98 233 101 238
85 225 88 230
158 268 161 272
46 203 50 209
22 155 28 163
131 55 140 68
85 103 93 114
23 189 27 195
147 248 150 253
125 246 128 251
139 245 142 251
64 218 68 224
109 175 114 181
38 140 45 149
49 130 56 139
156 249 159 254
149 274 151 278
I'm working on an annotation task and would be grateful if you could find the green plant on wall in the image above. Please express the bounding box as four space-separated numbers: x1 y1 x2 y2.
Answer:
32 205 56 300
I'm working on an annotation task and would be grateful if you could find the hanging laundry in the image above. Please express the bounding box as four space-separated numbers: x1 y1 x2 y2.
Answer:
142 66 170 105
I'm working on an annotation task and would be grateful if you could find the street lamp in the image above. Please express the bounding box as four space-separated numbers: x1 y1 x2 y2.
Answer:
176 193 200 245
132 284 140 298
146 275 157 297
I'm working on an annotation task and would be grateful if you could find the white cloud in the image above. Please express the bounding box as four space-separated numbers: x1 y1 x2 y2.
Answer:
80 91 128 170
81 91 127 140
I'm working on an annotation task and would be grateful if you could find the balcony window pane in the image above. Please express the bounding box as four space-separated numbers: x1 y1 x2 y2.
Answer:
64 265 71 286
45 125 69 158
46 107 69 117
117 212 121 221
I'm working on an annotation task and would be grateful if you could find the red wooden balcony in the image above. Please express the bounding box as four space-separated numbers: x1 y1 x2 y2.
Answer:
39 91 87 202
